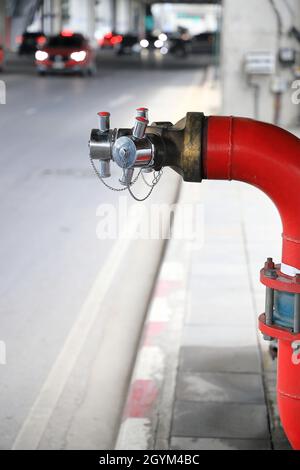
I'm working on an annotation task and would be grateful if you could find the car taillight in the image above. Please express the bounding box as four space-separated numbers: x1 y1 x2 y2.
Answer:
37 36 46 46
111 35 123 45
61 30 73 37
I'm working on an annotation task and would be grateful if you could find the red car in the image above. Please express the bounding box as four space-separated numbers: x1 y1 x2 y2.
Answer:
35 31 96 76
0 46 4 72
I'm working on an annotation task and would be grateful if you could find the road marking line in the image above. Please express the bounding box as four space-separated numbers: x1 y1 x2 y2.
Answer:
148 298 172 322
133 346 164 382
124 380 158 418
12 217 140 450
109 94 133 108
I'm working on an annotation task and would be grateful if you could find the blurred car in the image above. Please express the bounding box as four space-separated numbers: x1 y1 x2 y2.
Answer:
139 34 165 51
0 46 4 72
168 37 189 58
138 33 170 56
139 33 188 58
35 31 96 76
115 34 139 55
190 32 218 55
18 31 46 55
99 31 123 49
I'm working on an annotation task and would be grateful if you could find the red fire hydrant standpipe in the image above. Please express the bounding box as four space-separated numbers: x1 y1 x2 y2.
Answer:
89 111 300 449
205 116 300 449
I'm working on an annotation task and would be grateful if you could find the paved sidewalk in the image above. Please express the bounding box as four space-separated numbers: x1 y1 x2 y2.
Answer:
116 179 291 450
169 180 290 450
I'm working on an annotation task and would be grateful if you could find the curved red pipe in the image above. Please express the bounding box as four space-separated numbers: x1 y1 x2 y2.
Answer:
204 116 300 449
205 116 300 271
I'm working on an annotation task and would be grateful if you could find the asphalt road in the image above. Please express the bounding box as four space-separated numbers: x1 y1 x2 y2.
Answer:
0 52 206 449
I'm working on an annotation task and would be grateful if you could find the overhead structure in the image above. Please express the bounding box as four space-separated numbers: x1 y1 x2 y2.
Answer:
7 0 42 33
144 0 221 4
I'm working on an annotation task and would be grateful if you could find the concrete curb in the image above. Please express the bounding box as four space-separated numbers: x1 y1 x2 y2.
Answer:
115 184 199 450
12 171 181 450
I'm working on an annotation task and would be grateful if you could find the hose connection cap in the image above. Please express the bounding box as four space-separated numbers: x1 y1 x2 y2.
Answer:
98 111 110 133
136 107 149 120
133 116 148 140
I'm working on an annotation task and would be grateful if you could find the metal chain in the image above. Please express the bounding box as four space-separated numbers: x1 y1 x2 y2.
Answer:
90 156 142 191
127 169 163 202
141 171 154 187
90 156 163 202
141 169 163 187
90 156 127 191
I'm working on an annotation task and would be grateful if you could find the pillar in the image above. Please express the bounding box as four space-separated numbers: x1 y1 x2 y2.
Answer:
222 0 300 126
115 0 132 34
64 0 96 39
0 0 5 47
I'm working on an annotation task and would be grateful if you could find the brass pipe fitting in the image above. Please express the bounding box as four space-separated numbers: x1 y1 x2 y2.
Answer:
146 112 205 182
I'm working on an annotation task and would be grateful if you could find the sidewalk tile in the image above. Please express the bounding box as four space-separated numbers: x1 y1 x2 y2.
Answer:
186 298 256 326
176 372 265 404
172 401 269 439
170 437 271 450
182 325 258 347
179 345 261 373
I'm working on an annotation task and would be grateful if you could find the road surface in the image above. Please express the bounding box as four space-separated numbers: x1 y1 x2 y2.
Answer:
0 52 206 449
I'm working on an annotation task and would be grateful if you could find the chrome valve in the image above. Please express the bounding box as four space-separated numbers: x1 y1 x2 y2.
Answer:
113 115 152 185
89 108 155 189
89 111 113 178
89 108 205 200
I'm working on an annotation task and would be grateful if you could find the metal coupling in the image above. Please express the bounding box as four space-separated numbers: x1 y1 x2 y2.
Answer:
89 109 207 190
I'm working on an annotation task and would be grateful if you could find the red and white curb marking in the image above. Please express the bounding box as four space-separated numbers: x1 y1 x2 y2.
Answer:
115 184 202 450
115 261 185 450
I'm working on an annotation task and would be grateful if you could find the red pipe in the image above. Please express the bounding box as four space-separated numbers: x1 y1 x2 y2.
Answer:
205 116 300 271
204 116 300 449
